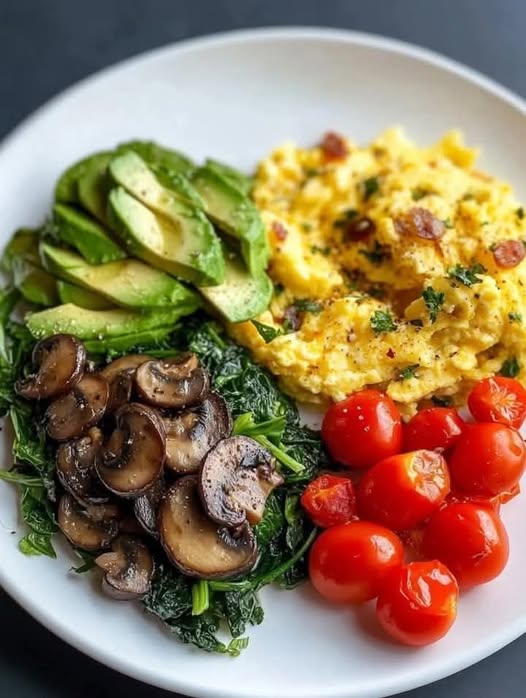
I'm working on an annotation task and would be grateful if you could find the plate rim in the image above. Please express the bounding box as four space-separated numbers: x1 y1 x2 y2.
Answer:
0 25 525 698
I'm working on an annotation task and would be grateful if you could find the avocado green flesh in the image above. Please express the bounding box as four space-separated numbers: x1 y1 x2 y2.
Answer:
108 186 224 286
1 228 40 272
151 166 205 208
191 167 269 276
52 204 125 264
77 153 113 224
12 259 59 307
116 141 194 176
205 159 253 195
83 326 175 354
54 150 113 204
199 248 272 323
26 303 198 341
56 281 115 311
41 243 198 310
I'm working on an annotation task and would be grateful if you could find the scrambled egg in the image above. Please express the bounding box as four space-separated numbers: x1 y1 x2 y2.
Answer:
230 129 526 417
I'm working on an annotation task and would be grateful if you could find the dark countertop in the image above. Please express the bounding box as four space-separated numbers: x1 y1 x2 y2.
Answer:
0 1 524 696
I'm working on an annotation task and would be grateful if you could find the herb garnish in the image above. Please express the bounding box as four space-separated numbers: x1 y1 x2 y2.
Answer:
442 217 454 229
398 364 420 381
359 240 390 266
310 245 331 256
251 320 283 344
333 209 358 228
422 286 445 323
411 187 430 201
293 299 323 314
361 176 380 201
370 310 397 335
517 207 524 220
431 395 453 407
500 357 520 378
447 263 487 287
508 312 522 324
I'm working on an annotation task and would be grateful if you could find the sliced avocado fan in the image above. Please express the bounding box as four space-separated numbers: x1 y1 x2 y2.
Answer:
56 280 115 311
52 204 125 265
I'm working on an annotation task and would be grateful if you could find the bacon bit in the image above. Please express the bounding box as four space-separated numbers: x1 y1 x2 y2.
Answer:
271 221 288 241
320 131 348 161
386 348 396 359
394 207 445 240
345 216 376 242
492 240 526 269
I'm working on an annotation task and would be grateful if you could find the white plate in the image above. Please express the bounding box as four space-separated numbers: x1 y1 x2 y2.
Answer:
0 27 525 698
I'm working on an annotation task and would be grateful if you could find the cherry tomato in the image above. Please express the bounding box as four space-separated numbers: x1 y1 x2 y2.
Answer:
468 376 526 429
449 422 526 497
422 502 509 589
301 474 356 527
308 521 404 603
322 390 403 469
404 408 464 453
376 560 458 646
356 450 450 530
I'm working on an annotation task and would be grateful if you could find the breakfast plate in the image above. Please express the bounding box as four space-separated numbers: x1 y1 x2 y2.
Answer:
0 27 525 698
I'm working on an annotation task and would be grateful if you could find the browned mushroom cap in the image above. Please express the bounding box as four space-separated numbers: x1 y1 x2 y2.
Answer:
46 373 109 441
133 476 165 537
15 334 86 400
199 436 284 528
135 352 209 409
159 476 257 580
162 392 232 474
58 494 120 551
56 427 109 504
95 535 154 600
95 403 165 497
101 354 153 413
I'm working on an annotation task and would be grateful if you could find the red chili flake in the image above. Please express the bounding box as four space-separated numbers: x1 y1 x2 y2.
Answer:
492 240 526 269
394 207 445 240
320 131 348 161
386 348 396 359
345 215 376 242
271 221 288 241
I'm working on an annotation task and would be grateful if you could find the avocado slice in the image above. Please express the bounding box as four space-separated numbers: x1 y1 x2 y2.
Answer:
56 281 115 311
151 166 205 208
55 150 113 204
107 185 224 286
199 246 272 323
191 166 269 276
116 140 193 176
52 204 125 264
83 326 176 354
77 152 113 224
41 243 198 310
12 258 58 307
1 228 40 272
205 159 253 195
26 303 198 341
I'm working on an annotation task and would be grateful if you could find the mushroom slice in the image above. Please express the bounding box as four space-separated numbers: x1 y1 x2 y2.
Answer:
15 334 86 400
135 352 209 409
159 476 257 580
58 493 119 551
133 476 165 537
199 436 284 527
95 403 165 497
95 535 154 600
162 392 232 474
46 373 109 441
56 427 109 504
101 354 153 413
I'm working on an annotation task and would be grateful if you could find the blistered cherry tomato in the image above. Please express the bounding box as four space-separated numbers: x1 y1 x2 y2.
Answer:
376 560 458 646
301 474 356 527
449 422 526 497
404 408 464 453
422 502 509 589
308 521 404 603
468 376 526 429
322 390 403 469
356 450 450 530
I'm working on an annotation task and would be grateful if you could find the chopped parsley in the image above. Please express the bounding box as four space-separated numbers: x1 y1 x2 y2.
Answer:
411 187 430 201
294 299 323 314
442 217 454 229
398 364 420 381
310 245 331 256
422 286 445 324
462 192 476 201
361 176 380 201
431 395 453 407
508 312 522 324
370 310 397 335
447 262 487 287
517 207 524 220
333 208 358 228
359 240 390 266
409 318 424 328
251 321 283 344
301 222 313 232
273 283 285 296
304 167 322 178
367 285 386 300
500 357 520 378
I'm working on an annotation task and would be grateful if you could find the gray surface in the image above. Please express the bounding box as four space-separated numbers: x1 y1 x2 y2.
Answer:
0 0 525 696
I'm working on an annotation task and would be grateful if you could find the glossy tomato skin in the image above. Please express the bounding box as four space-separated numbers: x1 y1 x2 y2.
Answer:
308 521 404 603
321 390 402 469
449 422 526 497
422 502 509 589
301 474 356 527
356 450 450 530
468 376 526 429
404 408 464 453
376 561 458 646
